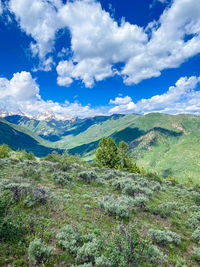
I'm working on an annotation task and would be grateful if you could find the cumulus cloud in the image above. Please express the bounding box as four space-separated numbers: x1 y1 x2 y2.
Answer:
5 0 200 87
0 1 3 15
109 75 200 115
109 96 132 105
122 0 200 84
0 71 104 117
9 0 63 59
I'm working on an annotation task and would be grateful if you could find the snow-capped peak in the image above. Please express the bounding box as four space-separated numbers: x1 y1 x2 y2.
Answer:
34 111 72 121
0 108 72 121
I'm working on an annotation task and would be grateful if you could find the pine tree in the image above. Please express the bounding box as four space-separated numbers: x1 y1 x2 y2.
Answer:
95 137 119 168
119 140 140 173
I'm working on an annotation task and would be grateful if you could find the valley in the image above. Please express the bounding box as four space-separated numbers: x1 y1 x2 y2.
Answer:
1 111 200 181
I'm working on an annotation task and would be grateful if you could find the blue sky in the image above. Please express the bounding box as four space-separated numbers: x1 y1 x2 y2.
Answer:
0 0 200 117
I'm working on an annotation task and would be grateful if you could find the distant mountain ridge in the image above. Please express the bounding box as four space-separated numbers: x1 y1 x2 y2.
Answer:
1 112 200 181
0 118 62 157
0 108 73 121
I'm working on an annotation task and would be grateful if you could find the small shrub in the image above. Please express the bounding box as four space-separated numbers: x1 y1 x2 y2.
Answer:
76 238 101 264
2 182 51 206
122 183 142 197
99 196 133 218
165 176 178 186
106 224 147 266
78 171 98 183
192 227 200 243
43 151 60 162
95 256 111 267
192 247 200 263
193 194 200 206
71 163 85 170
151 183 162 192
151 202 177 218
0 189 25 241
56 225 81 253
146 245 166 265
133 196 149 211
186 212 200 228
52 172 73 186
148 229 181 246
28 239 53 264
191 205 200 212
24 186 51 207
17 150 36 161
57 161 71 172
118 179 153 198
21 167 41 181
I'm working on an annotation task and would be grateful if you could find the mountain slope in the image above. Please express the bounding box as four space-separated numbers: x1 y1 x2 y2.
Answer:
3 112 200 180
0 119 61 157
5 114 125 143
70 113 200 181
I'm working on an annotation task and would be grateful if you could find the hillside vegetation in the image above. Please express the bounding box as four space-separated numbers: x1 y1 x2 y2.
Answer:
3 113 200 180
0 119 60 157
0 145 200 266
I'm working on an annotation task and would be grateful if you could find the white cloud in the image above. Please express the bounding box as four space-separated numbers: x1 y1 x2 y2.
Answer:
149 0 170 9
109 75 200 115
0 71 105 117
122 0 200 84
158 0 169 3
109 96 132 105
32 56 55 72
1 72 200 117
0 71 40 101
0 1 3 15
9 0 63 59
5 0 200 87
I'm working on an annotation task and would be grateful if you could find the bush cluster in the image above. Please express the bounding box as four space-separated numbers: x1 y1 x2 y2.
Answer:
52 172 73 186
151 202 178 218
146 245 166 265
28 239 53 264
186 212 200 228
99 196 133 218
192 227 200 244
148 229 181 246
113 177 154 198
56 225 81 253
78 171 98 183
57 225 103 265
0 189 25 241
192 247 200 263
1 182 51 206
132 196 149 211
21 167 41 181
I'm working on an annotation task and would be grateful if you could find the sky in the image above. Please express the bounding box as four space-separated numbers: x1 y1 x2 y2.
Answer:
0 0 200 117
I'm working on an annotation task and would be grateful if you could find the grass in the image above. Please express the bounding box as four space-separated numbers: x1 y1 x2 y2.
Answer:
0 154 200 266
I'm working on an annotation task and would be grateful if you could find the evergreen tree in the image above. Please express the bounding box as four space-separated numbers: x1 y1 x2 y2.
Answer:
119 140 130 169
119 141 140 173
95 137 119 168
0 144 11 158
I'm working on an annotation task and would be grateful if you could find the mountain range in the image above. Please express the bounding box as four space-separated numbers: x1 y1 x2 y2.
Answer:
1 110 200 182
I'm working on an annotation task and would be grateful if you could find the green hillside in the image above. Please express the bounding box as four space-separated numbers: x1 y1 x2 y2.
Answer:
0 119 61 157
5 114 125 143
1 153 200 266
3 113 200 181
69 113 200 181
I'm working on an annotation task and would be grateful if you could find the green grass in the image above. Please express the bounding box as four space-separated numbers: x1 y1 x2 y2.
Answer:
0 156 200 266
